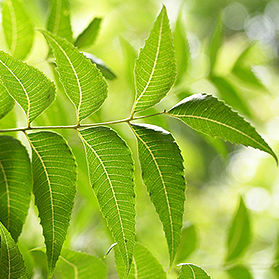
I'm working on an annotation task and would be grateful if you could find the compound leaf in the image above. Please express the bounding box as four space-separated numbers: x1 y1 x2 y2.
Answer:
178 263 211 279
133 6 176 114
0 222 28 279
2 0 34 60
78 127 135 274
27 131 77 275
41 31 108 123
47 0 73 42
0 51 56 124
167 93 277 162
0 136 32 242
131 124 185 266
0 83 14 119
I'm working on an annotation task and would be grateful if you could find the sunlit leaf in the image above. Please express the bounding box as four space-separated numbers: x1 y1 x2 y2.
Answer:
78 127 135 273
0 51 56 124
2 0 34 60
0 83 14 120
0 136 32 242
133 6 176 114
0 222 28 279
225 197 250 262
167 93 277 162
226 265 253 279
178 263 211 279
115 243 166 279
47 0 73 42
54 249 107 279
131 123 185 266
75 18 102 49
41 31 108 123
27 131 77 275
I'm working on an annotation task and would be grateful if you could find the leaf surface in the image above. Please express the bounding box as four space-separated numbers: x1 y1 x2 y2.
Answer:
0 83 14 119
178 263 211 279
54 249 107 279
0 222 28 279
47 0 73 42
226 265 253 279
27 131 77 274
133 6 176 114
2 0 34 60
167 93 277 162
78 127 135 273
0 136 32 242
131 124 185 266
41 31 108 123
0 51 56 124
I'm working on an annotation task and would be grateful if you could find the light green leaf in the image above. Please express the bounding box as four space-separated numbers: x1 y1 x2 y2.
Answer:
0 51 56 124
26 131 77 275
47 0 73 42
0 136 32 242
78 127 135 273
115 242 166 279
0 222 28 279
132 6 176 114
131 124 185 266
54 249 107 279
41 31 108 123
167 93 277 162
2 0 34 60
74 18 102 49
226 265 253 279
225 197 250 262
0 83 14 119
178 263 211 279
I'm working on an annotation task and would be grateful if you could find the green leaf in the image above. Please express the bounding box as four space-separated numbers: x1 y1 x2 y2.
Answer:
0 83 14 119
2 0 34 60
115 243 167 279
226 265 253 279
0 51 56 124
167 93 277 163
74 18 102 49
132 6 176 114
47 0 73 43
0 222 28 279
225 197 250 262
178 263 211 279
54 249 107 279
131 124 185 266
26 131 77 274
0 136 32 242
78 127 135 273
41 31 108 123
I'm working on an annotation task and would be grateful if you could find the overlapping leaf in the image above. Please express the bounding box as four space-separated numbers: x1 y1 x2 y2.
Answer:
0 222 28 279
133 6 176 114
47 0 73 42
41 31 108 123
167 93 277 162
0 136 32 242
0 83 14 119
0 51 56 124
2 0 34 60
54 249 107 279
178 263 211 279
78 127 135 273
27 131 77 274
131 124 185 266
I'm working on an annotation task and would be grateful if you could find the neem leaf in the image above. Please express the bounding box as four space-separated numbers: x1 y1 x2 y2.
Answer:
178 263 211 279
0 222 28 279
0 136 32 242
78 127 135 274
0 51 56 124
41 31 108 123
132 6 176 114
167 93 277 162
131 124 185 266
0 83 14 119
2 0 34 60
27 131 77 275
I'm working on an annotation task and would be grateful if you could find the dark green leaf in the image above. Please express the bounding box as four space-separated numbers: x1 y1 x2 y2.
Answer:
27 131 77 275
0 136 32 242
131 124 185 266
167 93 277 162
0 83 14 119
226 265 253 279
178 263 211 279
